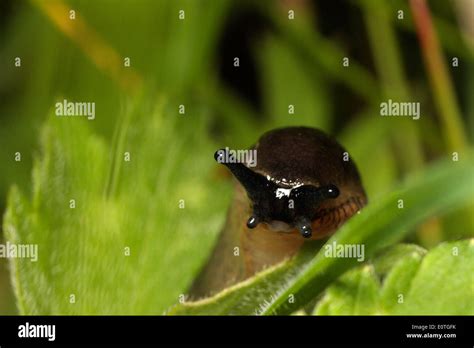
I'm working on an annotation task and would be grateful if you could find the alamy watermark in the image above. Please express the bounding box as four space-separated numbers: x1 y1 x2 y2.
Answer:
324 241 365 262
380 99 420 120
18 322 55 341
0 242 38 262
55 99 95 120
216 147 257 167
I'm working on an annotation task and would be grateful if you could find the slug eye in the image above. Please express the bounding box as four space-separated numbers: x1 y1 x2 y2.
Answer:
214 150 224 163
325 185 339 199
295 216 312 238
246 215 260 229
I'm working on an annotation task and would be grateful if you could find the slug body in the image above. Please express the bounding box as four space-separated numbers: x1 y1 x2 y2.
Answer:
191 127 367 298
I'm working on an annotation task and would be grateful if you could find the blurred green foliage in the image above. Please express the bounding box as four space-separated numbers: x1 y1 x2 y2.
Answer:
315 240 474 315
4 100 232 314
0 0 472 314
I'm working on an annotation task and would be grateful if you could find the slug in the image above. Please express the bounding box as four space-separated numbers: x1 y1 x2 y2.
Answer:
190 126 367 298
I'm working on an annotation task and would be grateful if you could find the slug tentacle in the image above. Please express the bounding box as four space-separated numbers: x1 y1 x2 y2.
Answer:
214 149 276 204
295 216 313 238
246 215 259 229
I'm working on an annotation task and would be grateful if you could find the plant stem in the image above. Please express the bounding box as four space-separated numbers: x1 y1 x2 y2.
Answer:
409 0 468 152
362 0 443 245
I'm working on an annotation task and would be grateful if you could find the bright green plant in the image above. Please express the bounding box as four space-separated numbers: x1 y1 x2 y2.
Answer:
1 0 473 315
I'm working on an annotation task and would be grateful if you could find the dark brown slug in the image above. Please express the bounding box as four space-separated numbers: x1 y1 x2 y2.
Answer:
190 126 367 298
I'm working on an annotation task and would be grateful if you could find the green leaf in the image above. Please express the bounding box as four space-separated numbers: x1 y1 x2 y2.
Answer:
372 243 426 276
313 243 425 315
314 240 474 315
378 247 425 313
168 155 473 315
3 100 232 314
167 241 324 315
313 265 380 315
390 240 474 315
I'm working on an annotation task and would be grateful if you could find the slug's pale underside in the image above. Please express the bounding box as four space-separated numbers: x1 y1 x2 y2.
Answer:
190 127 367 298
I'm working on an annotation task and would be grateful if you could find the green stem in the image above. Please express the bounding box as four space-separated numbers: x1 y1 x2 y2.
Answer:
409 0 468 152
362 0 425 174
362 0 445 246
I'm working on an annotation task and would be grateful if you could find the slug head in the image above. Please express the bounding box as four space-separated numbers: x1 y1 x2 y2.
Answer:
214 127 367 239
214 149 340 238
